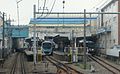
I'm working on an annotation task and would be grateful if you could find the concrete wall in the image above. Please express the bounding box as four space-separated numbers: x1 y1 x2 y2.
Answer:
97 0 119 49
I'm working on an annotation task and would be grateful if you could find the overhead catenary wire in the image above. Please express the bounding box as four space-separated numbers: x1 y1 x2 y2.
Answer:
89 0 108 11
38 0 47 18
96 0 111 10
39 0 57 19
36 0 114 19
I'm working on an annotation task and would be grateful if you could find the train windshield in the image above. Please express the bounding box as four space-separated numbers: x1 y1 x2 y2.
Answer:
42 43 52 49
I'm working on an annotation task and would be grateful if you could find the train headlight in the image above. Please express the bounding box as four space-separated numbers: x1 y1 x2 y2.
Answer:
92 49 94 51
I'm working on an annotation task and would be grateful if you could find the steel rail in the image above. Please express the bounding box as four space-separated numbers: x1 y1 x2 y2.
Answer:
45 56 69 74
10 53 26 74
45 56 83 74
20 53 26 74
94 56 120 72
10 53 19 74
89 55 119 74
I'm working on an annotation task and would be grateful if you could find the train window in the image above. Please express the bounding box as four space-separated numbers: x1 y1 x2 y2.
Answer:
43 43 52 49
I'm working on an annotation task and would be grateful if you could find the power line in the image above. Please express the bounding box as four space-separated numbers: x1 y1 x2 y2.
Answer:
90 0 104 10
38 0 47 18
90 0 108 11
40 0 57 18
96 0 110 10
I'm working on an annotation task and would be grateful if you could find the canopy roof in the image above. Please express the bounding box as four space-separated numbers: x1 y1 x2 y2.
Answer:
30 17 97 25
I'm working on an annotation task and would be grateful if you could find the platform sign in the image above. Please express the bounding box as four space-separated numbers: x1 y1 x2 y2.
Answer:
12 26 29 38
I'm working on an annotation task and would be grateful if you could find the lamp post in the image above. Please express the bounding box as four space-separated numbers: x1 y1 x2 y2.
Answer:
33 4 37 69
2 12 5 59
62 0 65 27
16 0 22 40
16 0 22 26
83 9 87 69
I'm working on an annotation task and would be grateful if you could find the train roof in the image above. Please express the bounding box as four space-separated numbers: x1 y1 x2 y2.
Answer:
42 40 52 43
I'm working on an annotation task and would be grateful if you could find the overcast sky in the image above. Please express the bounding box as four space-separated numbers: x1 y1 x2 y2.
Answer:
0 0 110 25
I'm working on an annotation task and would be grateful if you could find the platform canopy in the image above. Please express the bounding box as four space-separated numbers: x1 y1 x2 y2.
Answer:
29 17 97 26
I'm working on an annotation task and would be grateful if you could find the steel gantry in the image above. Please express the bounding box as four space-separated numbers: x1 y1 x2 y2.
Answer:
33 7 120 69
34 12 120 14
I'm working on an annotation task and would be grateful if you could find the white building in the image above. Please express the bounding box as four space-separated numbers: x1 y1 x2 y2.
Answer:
97 0 120 52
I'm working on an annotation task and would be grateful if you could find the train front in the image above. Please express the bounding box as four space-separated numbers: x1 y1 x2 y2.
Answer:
41 41 53 56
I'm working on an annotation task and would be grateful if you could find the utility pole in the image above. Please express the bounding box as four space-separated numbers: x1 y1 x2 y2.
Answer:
8 15 12 56
17 0 22 26
2 12 5 59
16 0 22 37
33 4 37 69
83 9 87 69
62 0 65 27
38 0 39 12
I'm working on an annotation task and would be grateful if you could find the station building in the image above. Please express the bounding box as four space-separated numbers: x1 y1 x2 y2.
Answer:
0 13 3 58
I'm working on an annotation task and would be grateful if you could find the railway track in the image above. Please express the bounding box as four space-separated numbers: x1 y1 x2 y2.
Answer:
20 53 26 74
89 55 120 74
10 53 26 74
45 56 83 74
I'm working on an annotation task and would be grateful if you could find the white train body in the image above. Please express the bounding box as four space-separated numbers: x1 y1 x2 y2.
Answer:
106 45 120 57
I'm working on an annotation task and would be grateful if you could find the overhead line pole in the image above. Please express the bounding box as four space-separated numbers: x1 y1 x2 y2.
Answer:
2 12 5 59
17 0 22 26
16 0 22 37
83 9 87 69
62 0 65 27
38 0 39 12
33 5 37 69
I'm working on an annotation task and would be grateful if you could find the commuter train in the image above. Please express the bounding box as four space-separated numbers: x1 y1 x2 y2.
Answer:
79 40 97 55
41 40 55 56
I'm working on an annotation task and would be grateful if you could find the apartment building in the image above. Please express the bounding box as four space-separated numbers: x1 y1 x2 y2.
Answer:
97 0 120 50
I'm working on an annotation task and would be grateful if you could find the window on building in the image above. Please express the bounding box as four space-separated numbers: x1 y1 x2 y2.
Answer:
113 39 115 43
113 17 116 21
105 8 107 12
105 21 108 26
109 19 111 23
103 41 104 45
46 26 55 28
113 2 115 6
109 5 111 9
110 40 111 43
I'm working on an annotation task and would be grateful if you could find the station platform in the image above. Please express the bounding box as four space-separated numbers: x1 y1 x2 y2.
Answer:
53 51 84 62
24 50 33 61
24 50 42 61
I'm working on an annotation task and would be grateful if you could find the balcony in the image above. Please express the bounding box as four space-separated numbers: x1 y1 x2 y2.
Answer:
97 26 111 34
97 27 106 34
106 26 111 33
